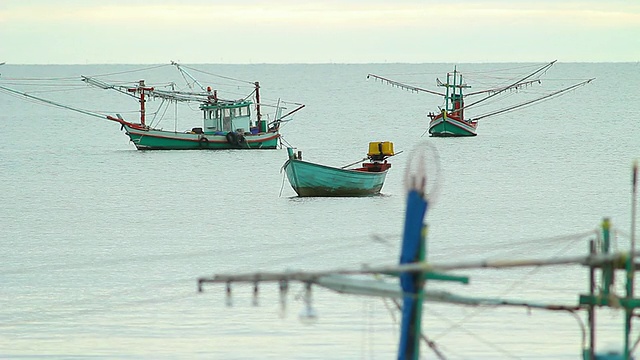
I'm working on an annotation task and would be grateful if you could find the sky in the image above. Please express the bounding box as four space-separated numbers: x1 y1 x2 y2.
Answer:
1 0 639 64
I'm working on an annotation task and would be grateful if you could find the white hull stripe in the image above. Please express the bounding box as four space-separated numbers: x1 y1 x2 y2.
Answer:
125 127 279 143
429 118 477 133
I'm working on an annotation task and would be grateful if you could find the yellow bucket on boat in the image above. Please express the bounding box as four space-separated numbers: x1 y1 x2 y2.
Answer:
368 141 394 157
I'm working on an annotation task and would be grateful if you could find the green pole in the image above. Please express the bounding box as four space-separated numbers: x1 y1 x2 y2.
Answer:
407 225 428 359
625 257 632 360
625 224 633 360
602 218 612 297
625 162 637 360
445 71 451 113
586 239 596 360
412 224 427 359
457 68 461 110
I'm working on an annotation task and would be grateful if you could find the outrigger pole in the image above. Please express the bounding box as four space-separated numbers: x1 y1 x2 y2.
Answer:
0 84 106 120
366 73 445 96
458 60 556 114
471 78 595 121
0 83 144 130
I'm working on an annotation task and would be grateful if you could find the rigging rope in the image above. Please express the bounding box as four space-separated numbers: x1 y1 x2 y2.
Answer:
427 307 521 359
180 64 255 85
462 60 556 112
430 229 594 352
82 63 171 78
471 78 594 121
0 85 106 120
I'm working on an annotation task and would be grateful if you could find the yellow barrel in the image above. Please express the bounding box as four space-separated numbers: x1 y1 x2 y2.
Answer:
368 141 394 156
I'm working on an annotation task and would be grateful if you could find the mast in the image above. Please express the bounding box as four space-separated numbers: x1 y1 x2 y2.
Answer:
587 239 596 360
255 81 266 132
444 71 451 113
127 80 154 126
436 66 469 120
452 67 464 119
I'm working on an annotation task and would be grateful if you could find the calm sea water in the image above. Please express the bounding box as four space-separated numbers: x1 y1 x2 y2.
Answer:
1 63 639 359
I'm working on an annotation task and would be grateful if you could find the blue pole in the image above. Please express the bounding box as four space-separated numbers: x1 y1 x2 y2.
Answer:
398 188 428 360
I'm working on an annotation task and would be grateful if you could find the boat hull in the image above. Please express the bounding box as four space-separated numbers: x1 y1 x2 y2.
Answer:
283 159 388 197
428 113 477 137
123 124 280 150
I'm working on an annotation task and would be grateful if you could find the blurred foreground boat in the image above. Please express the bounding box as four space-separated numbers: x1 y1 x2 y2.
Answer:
282 141 395 197
199 146 639 359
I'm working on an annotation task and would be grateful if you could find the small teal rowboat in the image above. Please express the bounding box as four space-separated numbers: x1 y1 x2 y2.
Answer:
283 142 394 197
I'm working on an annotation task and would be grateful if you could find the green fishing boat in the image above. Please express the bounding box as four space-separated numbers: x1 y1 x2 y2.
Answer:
107 80 286 150
368 61 594 137
0 62 304 150
282 141 394 197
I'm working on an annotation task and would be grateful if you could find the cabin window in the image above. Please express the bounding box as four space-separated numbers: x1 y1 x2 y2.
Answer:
224 108 232 118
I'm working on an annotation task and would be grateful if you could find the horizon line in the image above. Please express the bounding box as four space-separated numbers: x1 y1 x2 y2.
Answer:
1 61 638 66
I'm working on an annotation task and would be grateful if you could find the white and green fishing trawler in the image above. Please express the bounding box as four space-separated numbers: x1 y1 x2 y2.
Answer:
198 143 639 359
100 80 283 150
0 62 304 150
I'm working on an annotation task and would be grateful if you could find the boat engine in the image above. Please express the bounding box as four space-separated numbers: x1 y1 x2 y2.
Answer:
367 141 394 162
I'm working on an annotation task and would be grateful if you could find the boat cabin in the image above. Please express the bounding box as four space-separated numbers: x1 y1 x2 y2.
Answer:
449 93 464 118
200 100 252 134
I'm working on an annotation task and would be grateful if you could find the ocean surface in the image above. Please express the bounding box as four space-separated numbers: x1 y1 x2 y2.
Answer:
1 62 639 359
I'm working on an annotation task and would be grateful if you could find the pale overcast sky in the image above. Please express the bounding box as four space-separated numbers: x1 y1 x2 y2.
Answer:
1 0 638 64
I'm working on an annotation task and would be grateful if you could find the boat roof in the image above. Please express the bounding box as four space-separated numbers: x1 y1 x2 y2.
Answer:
199 99 252 110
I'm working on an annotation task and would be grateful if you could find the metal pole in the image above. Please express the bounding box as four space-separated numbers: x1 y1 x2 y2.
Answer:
254 82 263 132
625 162 638 359
602 218 612 296
588 239 596 360
397 188 428 360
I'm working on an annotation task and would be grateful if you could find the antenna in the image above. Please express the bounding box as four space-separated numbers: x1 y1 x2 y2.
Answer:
632 160 637 270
